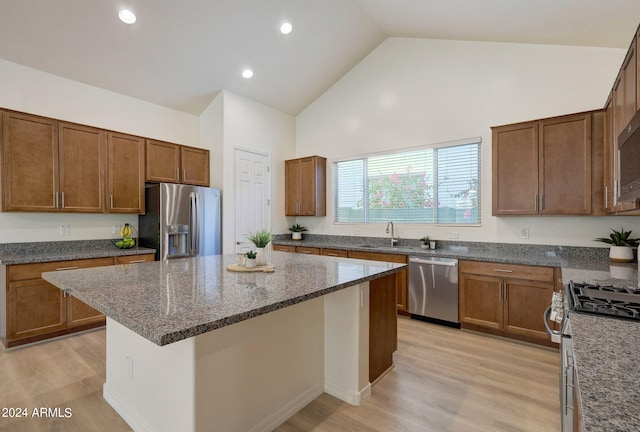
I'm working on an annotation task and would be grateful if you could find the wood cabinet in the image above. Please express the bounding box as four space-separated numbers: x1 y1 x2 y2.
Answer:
146 139 180 183
181 145 210 186
285 156 326 216
492 111 601 215
459 260 559 347
273 244 296 252
296 246 320 255
2 253 155 348
1 112 106 213
146 140 210 186
321 248 349 258
348 250 409 315
368 272 397 383
107 132 145 214
613 39 637 140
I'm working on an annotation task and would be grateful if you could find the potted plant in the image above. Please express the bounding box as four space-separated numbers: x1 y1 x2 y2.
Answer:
289 224 308 240
245 250 257 268
419 236 430 250
595 227 639 263
247 229 273 266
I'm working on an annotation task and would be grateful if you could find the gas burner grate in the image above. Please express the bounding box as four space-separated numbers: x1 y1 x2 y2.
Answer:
569 281 640 321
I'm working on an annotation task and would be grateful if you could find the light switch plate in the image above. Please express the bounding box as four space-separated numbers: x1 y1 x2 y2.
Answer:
59 225 70 236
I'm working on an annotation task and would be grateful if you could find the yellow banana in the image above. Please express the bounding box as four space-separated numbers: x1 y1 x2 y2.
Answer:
120 224 132 238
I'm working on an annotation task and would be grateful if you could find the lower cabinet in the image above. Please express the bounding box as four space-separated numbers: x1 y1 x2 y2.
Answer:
459 260 559 346
368 273 397 383
2 253 155 348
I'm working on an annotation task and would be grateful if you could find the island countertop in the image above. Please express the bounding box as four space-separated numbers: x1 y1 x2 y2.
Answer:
42 251 405 346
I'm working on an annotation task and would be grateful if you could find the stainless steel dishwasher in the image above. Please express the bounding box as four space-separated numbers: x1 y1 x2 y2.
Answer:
408 256 459 327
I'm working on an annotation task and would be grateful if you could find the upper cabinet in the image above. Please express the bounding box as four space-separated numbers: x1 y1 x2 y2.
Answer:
492 111 601 216
1 111 105 212
106 132 145 214
612 39 637 140
285 156 326 216
145 139 210 187
180 145 209 186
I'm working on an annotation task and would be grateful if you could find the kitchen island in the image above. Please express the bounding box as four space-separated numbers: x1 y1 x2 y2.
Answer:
42 251 405 432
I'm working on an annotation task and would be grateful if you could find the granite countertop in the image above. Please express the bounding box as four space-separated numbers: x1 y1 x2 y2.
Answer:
561 264 640 432
0 239 156 265
42 252 405 346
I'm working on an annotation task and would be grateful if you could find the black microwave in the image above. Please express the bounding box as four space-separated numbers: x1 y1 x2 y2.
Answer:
618 109 640 203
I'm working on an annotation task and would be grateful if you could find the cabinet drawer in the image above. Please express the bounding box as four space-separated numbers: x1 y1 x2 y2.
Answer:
115 254 155 264
8 257 115 282
273 244 296 252
321 248 348 258
459 260 555 283
348 250 407 264
296 246 321 255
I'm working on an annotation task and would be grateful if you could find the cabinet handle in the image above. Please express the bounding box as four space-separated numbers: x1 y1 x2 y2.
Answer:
56 266 80 271
126 259 146 264
326 253 339 256
534 194 538 212
605 186 609 209
492 269 513 273
55 192 59 209
183 169 186 181
300 250 313 254
110 194 114 210
61 192 65 209
177 168 180 181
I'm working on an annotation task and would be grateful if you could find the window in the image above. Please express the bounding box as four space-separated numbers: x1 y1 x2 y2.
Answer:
334 138 481 225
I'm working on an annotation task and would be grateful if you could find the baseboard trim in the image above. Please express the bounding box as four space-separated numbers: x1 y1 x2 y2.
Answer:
325 380 371 406
248 384 324 432
103 383 154 432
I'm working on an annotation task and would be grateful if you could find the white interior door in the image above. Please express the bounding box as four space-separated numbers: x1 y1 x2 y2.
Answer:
235 149 271 254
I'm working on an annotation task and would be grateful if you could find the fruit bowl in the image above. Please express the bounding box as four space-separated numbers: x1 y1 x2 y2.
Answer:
112 238 136 249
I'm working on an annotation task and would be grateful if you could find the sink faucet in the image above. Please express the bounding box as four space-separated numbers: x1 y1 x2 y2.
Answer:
385 221 399 246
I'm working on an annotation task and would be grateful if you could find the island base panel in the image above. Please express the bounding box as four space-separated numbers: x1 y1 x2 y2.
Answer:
103 283 371 432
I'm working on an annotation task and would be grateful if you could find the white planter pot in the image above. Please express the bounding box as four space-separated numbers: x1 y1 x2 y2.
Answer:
609 246 634 263
292 232 302 240
245 258 257 269
256 247 268 266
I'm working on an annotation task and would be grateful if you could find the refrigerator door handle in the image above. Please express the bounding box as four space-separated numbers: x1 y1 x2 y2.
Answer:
189 192 200 256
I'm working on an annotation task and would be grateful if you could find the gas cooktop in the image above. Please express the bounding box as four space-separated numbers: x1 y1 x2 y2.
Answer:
569 281 640 320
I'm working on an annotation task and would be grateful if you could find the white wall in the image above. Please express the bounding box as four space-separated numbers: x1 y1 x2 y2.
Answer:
0 59 199 243
199 91 296 254
296 37 640 247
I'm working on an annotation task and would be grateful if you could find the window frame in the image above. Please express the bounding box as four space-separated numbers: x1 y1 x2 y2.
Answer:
332 137 482 227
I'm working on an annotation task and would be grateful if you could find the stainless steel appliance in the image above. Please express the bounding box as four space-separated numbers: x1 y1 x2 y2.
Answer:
408 256 459 326
138 183 221 261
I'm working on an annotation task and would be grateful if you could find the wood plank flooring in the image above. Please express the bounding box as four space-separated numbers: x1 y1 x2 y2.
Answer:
0 317 559 432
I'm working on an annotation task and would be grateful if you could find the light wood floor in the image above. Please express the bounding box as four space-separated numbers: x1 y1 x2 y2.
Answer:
0 317 559 432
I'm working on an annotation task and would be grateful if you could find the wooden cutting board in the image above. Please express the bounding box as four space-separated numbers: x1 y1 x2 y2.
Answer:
226 264 275 273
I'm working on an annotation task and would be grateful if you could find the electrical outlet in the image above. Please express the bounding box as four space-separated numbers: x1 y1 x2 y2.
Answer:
448 232 459 239
113 224 120 235
520 228 530 239
59 225 70 236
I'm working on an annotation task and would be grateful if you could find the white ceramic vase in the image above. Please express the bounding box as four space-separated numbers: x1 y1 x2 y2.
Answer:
256 247 268 266
292 232 302 240
245 258 257 269
609 245 634 263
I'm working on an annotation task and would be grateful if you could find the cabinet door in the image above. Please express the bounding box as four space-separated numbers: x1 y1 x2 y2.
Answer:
503 279 554 340
492 122 538 215
273 244 296 252
623 39 636 127
603 100 616 213
613 76 626 139
369 273 397 383
107 132 145 213
299 157 318 216
58 122 106 212
1 111 59 211
539 114 591 215
321 248 348 258
395 268 409 314
284 159 301 215
180 146 209 186
146 139 180 183
296 246 320 255
66 295 104 328
459 273 502 330
115 253 155 264
8 279 66 341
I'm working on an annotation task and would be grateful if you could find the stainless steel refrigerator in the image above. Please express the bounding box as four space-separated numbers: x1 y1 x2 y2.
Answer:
138 183 221 261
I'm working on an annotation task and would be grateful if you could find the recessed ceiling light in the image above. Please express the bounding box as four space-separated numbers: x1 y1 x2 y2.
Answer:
242 69 254 79
280 22 293 35
118 9 137 24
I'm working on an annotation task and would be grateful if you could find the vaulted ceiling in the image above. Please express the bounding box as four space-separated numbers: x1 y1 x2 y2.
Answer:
1 0 639 115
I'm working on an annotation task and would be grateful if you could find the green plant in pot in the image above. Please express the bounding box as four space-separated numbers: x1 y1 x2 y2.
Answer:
289 224 308 240
247 229 272 266
419 236 430 250
245 250 257 268
594 227 639 263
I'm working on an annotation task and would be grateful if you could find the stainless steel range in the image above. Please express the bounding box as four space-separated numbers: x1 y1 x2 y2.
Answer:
568 281 640 320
